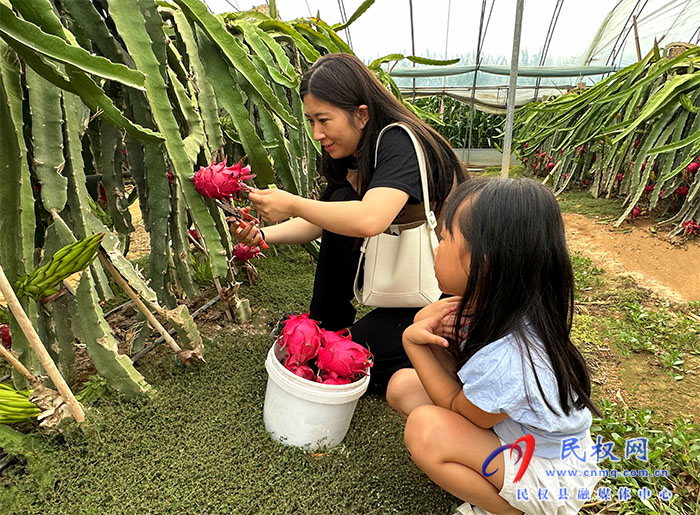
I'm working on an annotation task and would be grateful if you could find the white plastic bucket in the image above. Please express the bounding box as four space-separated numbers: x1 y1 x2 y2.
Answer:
263 342 369 450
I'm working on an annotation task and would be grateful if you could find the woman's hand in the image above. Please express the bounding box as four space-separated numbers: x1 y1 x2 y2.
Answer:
403 304 457 348
230 219 263 247
248 188 298 223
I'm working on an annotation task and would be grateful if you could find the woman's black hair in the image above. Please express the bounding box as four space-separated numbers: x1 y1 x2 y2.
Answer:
300 53 466 216
443 177 600 417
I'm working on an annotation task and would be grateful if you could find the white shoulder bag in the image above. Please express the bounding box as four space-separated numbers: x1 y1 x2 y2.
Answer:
353 122 442 308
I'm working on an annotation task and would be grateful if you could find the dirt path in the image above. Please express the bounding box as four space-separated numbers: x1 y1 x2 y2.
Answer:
564 213 700 302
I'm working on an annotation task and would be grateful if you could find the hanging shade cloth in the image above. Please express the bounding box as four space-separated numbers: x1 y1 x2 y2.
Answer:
397 86 577 115
389 64 617 78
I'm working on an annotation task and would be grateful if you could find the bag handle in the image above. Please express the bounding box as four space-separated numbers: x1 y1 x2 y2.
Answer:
374 122 438 232
352 240 367 303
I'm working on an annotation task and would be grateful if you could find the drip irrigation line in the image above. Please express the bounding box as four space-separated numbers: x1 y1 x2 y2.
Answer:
0 454 18 475
104 300 134 318
0 294 221 384
130 295 220 364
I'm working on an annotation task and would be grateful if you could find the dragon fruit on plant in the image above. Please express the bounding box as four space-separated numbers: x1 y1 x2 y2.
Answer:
0 324 10 350
193 159 254 200
233 243 264 262
682 220 699 236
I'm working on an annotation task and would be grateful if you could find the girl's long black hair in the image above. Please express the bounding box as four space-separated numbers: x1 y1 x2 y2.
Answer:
444 177 599 417
300 53 466 216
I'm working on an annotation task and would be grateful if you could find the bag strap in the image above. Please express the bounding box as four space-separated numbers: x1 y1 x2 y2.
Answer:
374 122 438 232
352 240 367 302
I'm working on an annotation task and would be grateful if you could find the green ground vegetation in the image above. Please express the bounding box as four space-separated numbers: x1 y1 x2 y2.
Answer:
1 237 699 514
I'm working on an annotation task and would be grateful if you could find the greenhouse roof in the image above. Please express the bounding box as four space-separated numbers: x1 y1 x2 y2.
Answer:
204 0 699 113
204 0 700 70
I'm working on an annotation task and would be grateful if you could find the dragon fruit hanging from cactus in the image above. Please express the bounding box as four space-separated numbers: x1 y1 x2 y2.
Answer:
193 159 254 200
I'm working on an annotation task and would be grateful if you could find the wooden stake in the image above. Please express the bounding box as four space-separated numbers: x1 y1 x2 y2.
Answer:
213 277 234 322
633 16 642 61
0 265 85 423
0 343 38 384
97 251 183 356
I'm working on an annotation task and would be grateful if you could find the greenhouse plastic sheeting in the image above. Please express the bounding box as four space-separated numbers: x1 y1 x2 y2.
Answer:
205 1 698 68
399 86 575 115
204 0 699 111
585 0 700 66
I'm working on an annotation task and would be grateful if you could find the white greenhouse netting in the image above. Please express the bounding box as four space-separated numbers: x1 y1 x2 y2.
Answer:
204 0 700 113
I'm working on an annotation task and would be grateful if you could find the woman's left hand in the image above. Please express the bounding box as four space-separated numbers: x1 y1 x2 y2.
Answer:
247 188 298 223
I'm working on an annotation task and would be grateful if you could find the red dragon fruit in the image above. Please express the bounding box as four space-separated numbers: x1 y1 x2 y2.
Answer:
583 178 592 187
676 186 689 197
631 205 642 218
318 373 353 385
687 162 699 174
616 173 624 182
192 159 254 200
233 243 264 262
644 184 655 193
316 330 373 381
0 324 10 350
285 363 317 382
278 313 322 367
682 220 699 236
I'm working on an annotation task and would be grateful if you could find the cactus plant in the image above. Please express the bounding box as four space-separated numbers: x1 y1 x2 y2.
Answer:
0 0 383 395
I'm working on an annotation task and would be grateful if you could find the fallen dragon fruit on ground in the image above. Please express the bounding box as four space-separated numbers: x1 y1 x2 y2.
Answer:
277 313 373 385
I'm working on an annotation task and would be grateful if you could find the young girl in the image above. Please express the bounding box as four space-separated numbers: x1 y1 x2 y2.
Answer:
234 53 466 392
387 177 601 514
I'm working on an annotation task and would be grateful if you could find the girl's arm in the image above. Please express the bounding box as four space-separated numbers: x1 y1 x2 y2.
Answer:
403 311 508 429
234 217 322 246
248 187 409 238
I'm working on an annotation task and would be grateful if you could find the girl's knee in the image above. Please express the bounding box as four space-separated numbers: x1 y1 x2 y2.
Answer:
404 405 441 459
386 368 417 411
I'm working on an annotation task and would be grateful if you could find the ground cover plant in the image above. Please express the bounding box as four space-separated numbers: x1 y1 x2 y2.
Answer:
2 241 699 514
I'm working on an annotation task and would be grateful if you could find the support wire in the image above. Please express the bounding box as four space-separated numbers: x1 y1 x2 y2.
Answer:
464 0 495 167
533 0 564 101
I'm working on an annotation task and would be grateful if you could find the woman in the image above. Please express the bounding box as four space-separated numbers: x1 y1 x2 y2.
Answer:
234 53 466 393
